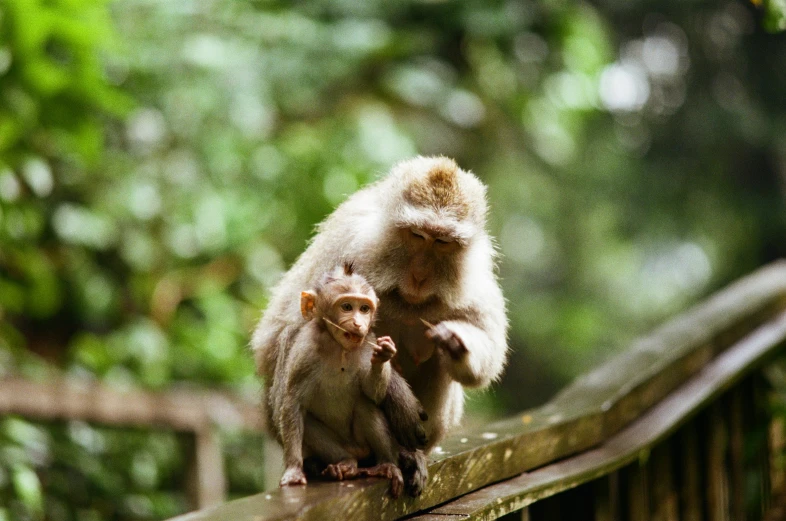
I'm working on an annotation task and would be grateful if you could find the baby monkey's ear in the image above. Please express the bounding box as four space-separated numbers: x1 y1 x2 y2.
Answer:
300 291 317 320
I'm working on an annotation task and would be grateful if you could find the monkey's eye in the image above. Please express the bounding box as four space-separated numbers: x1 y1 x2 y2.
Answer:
410 229 428 241
341 302 353 312
359 304 371 313
435 237 452 245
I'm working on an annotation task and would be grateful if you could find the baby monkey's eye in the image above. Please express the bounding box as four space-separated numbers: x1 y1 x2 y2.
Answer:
360 304 371 313
341 302 353 312
435 238 451 245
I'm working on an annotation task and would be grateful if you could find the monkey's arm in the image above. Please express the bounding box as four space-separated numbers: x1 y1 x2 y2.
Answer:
277 350 316 486
361 335 394 403
278 393 307 485
428 285 508 389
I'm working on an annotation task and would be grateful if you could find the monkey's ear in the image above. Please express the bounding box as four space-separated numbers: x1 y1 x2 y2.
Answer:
300 291 317 320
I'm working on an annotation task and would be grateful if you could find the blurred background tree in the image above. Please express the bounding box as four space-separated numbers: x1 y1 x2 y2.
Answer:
1 0 785 519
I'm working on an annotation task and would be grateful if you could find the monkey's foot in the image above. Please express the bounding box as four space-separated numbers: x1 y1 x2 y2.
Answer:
322 459 359 481
280 466 308 487
360 463 404 498
400 449 428 497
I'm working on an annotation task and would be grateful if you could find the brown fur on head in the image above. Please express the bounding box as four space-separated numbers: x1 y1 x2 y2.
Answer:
402 157 469 219
304 263 379 320
388 156 488 243
316 262 375 297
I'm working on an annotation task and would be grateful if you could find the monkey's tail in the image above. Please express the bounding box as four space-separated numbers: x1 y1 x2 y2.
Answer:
382 371 428 451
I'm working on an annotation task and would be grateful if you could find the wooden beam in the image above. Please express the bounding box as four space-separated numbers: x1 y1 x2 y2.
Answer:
0 375 261 432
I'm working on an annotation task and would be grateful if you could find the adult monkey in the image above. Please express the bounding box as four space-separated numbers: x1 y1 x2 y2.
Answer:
253 156 509 495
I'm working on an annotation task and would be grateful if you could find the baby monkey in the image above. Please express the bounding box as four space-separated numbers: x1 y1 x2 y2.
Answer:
274 263 407 497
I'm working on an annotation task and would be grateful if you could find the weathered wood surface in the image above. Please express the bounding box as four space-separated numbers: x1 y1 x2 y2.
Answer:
413 309 786 520
168 260 786 521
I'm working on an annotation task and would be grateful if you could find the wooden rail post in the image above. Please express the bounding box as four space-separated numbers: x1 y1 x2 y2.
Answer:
593 472 619 521
707 401 730 521
185 426 227 509
678 422 703 521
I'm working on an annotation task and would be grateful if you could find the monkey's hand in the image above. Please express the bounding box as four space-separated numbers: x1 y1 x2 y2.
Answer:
425 323 467 360
280 465 307 487
371 336 397 364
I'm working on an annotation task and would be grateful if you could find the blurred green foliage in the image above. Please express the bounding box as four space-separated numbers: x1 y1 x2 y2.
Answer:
0 0 130 165
760 0 786 31
1 0 786 519
1 417 190 520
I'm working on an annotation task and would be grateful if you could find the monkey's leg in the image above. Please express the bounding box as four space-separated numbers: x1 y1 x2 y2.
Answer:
354 400 405 498
302 415 359 481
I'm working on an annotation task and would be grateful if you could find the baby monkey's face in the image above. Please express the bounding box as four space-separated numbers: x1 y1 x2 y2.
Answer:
329 294 376 350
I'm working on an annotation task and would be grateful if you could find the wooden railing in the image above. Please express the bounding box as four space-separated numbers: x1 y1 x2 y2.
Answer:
166 260 786 521
0 373 263 509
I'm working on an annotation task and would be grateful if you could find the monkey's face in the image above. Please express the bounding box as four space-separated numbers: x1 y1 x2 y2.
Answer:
396 227 462 305
328 294 376 350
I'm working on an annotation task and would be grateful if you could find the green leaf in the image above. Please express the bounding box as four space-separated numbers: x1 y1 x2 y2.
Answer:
12 464 43 515
763 0 786 32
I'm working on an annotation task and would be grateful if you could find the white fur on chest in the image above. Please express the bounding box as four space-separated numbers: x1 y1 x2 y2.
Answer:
305 348 367 439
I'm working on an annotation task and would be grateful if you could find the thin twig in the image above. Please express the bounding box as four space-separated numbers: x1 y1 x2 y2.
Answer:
419 318 436 329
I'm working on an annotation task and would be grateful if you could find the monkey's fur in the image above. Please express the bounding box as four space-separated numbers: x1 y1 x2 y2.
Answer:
275 263 410 497
254 156 509 496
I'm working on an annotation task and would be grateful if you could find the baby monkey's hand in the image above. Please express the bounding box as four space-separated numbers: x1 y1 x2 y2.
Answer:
371 336 396 364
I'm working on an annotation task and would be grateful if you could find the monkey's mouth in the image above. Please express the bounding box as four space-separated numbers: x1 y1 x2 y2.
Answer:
344 332 363 344
399 288 429 305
